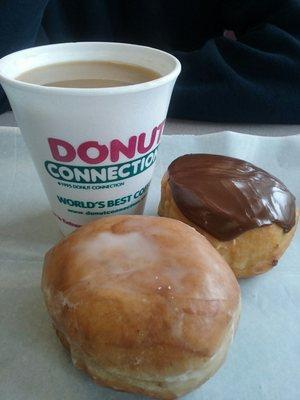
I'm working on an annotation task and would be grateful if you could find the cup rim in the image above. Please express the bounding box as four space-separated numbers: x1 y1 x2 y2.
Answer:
0 42 181 96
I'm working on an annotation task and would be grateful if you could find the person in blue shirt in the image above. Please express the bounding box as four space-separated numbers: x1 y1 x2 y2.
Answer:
1 0 300 123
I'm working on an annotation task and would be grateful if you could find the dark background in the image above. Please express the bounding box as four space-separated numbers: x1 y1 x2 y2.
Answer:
1 0 300 123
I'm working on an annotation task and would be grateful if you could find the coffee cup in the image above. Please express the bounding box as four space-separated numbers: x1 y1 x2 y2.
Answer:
0 42 181 234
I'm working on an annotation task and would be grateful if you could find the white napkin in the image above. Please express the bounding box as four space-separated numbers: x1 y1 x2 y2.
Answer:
0 128 299 400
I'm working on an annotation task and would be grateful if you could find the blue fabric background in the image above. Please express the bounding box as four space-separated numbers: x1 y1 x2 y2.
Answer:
1 0 300 123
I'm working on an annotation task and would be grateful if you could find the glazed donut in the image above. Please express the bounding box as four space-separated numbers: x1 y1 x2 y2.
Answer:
42 215 240 399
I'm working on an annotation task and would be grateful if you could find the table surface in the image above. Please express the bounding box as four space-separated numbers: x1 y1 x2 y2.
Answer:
1 111 300 136
1 129 299 400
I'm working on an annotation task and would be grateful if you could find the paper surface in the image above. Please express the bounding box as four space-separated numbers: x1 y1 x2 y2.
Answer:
1 127 299 400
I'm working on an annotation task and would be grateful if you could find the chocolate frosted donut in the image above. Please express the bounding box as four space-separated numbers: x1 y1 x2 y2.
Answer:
158 154 297 278
168 154 295 241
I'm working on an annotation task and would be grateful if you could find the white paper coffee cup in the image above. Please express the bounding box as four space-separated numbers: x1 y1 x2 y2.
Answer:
0 42 181 234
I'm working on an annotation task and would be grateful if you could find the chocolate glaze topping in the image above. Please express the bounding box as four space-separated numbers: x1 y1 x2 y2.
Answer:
168 154 296 241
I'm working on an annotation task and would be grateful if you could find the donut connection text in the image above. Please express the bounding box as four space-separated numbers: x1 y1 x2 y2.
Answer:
44 121 164 184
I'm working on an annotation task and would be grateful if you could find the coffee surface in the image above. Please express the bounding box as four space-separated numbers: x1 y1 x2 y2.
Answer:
44 79 133 88
168 154 296 241
17 61 160 88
